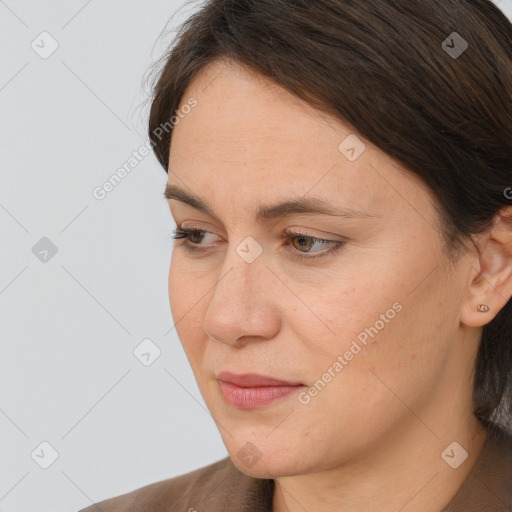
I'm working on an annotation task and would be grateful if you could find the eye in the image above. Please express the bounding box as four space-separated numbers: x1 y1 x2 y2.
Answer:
169 226 218 252
171 227 216 246
284 230 345 261
170 226 346 261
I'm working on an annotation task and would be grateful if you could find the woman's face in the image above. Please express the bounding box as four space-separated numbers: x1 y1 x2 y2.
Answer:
166 59 479 478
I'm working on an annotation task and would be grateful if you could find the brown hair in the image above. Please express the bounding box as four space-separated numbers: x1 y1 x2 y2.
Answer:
145 0 512 431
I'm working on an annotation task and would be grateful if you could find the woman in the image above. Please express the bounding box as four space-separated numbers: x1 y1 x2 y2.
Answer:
79 0 512 510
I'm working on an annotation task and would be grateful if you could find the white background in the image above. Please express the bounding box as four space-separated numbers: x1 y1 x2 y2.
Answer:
1 1 511 511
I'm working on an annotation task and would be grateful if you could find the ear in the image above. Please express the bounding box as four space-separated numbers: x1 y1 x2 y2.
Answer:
461 206 512 328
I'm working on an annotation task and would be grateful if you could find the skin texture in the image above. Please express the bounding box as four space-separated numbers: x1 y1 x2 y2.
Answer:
165 58 512 512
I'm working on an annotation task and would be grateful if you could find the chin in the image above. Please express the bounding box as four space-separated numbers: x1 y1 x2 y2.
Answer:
223 436 312 479
230 452 307 479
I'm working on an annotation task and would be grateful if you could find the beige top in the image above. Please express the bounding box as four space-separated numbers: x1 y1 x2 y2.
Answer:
78 423 512 511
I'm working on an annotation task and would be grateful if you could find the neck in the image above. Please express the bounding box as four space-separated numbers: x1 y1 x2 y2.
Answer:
272 411 487 512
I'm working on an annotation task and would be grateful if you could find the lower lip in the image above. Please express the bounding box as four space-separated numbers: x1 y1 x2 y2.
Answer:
218 381 304 409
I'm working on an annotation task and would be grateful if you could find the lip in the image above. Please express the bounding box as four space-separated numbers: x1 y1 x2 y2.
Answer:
217 371 305 410
217 371 304 387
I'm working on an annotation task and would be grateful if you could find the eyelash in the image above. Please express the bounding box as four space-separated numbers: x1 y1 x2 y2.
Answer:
169 226 346 261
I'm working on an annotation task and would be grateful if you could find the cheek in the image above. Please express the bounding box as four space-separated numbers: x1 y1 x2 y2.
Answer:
168 254 200 320
327 283 454 411
306 275 399 359
168 257 194 343
168 255 210 359
305 260 454 397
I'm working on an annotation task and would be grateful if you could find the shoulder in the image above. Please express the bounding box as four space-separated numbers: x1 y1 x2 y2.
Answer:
471 423 512 508
479 423 512 484
480 423 512 477
77 456 257 512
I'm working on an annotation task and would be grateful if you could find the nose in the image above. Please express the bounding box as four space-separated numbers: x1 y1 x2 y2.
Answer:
203 244 281 347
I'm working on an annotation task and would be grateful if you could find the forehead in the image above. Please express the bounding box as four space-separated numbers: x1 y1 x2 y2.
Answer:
168 59 431 220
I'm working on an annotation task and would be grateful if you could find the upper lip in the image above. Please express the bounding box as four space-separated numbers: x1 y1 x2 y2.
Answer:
217 371 304 387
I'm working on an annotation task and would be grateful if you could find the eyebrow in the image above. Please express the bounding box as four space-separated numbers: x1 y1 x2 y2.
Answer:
163 184 379 220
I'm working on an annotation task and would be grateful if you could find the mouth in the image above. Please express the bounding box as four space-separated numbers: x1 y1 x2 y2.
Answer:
217 371 306 410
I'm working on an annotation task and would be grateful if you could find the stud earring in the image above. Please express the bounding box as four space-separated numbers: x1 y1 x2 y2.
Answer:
477 304 490 312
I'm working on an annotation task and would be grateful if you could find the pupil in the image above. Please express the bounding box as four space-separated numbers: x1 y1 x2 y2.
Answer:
191 232 203 243
296 236 312 251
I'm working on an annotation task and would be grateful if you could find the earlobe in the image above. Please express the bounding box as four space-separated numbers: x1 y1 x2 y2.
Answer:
460 207 512 328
